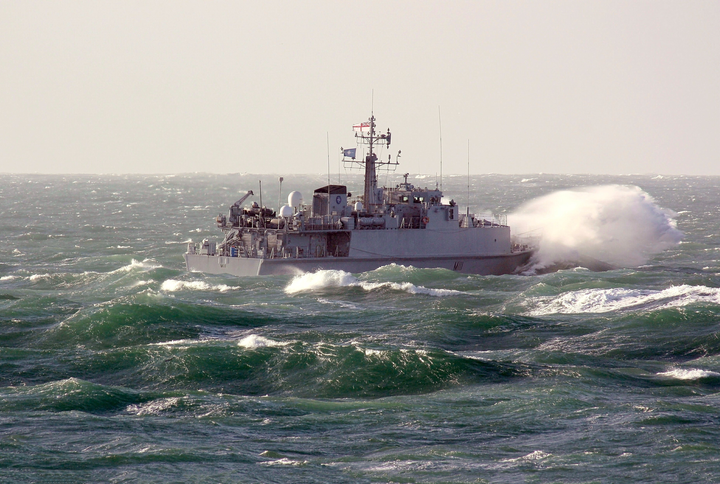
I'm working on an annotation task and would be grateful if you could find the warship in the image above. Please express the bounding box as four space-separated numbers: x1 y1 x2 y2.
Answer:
185 114 533 276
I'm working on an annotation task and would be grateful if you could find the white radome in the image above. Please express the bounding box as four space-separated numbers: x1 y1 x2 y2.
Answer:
288 191 303 208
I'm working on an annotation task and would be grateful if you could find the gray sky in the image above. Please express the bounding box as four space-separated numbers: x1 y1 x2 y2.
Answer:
1 0 719 175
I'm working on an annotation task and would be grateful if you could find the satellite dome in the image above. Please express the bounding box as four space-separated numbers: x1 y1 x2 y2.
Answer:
288 191 303 208
279 205 293 218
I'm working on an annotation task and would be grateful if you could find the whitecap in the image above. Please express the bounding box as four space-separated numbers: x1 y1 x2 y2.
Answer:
29 274 52 282
317 298 359 309
238 334 286 348
261 458 307 466
130 280 152 288
160 279 233 292
658 368 720 380
357 281 462 297
527 284 720 315
503 450 552 462
149 338 205 347
111 259 162 274
284 270 359 294
126 397 181 416
284 270 462 297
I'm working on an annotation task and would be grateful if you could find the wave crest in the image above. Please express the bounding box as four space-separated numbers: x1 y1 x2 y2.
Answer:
526 284 720 315
160 279 233 292
284 270 462 297
658 368 720 380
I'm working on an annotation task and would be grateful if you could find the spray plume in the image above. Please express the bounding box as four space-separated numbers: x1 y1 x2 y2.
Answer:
510 185 682 272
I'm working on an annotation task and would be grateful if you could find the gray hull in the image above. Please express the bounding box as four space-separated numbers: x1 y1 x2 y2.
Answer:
185 250 533 277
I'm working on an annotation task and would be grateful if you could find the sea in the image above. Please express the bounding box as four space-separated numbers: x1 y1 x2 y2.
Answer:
1 172 719 483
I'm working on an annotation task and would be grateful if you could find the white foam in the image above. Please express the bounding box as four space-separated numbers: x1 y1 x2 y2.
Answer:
658 368 720 380
237 334 285 348
317 298 360 309
261 458 308 466
160 279 233 292
284 270 358 294
149 338 205 347
111 258 162 274
284 270 462 297
29 274 52 282
1 275 18 281
510 185 683 271
130 280 152 288
357 280 461 297
503 450 552 462
527 284 720 315
126 397 181 416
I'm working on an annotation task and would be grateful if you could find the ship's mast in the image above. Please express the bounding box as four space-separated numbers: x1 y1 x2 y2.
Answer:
351 114 394 213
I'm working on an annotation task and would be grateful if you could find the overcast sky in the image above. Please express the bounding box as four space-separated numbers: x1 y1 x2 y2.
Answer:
1 0 719 175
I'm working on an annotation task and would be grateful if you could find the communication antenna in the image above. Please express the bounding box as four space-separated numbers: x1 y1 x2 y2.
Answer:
258 180 264 228
278 177 283 212
327 132 331 216
467 139 471 227
438 106 443 191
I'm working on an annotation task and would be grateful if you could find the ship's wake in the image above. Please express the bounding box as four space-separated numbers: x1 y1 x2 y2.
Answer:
510 185 682 273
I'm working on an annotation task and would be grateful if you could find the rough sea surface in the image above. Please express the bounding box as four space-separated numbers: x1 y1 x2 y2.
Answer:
1 173 719 483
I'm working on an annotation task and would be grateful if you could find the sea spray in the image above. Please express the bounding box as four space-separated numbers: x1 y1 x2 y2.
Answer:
509 185 682 271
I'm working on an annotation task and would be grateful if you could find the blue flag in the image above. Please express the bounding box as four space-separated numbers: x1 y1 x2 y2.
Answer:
343 148 356 160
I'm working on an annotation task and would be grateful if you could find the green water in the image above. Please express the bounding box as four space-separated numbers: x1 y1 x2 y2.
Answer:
0 173 719 483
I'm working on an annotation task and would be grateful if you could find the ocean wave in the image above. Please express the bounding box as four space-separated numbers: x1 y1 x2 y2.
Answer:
316 298 360 309
126 397 181 416
16 259 165 290
0 378 147 414
237 334 287 348
111 258 162 274
65 337 520 398
657 368 720 380
526 284 720 315
284 270 462 297
160 279 233 292
130 279 153 288
29 273 53 282
149 338 207 347
260 458 308 467
503 450 552 463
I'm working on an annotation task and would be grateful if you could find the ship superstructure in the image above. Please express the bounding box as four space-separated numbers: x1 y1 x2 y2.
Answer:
185 114 532 276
